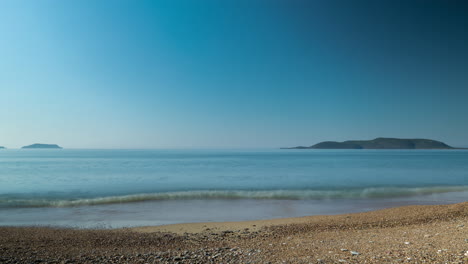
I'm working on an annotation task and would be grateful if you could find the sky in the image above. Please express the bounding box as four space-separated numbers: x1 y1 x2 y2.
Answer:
1 0 468 149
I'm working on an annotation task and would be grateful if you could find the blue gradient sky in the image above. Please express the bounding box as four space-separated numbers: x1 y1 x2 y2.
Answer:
1 0 468 148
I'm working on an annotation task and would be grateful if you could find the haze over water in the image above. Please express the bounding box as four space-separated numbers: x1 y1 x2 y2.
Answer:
1 149 467 228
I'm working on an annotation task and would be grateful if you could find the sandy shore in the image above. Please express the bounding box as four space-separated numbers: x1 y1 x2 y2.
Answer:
1 202 467 263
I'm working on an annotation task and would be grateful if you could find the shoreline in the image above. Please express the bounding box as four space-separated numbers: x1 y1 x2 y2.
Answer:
1 202 466 263
2 190 467 229
130 201 468 235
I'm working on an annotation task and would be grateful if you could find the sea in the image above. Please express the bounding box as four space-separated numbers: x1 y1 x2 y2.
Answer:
0 149 467 228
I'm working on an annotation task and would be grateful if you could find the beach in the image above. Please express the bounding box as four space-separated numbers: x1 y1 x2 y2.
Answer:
1 149 467 263
1 202 466 263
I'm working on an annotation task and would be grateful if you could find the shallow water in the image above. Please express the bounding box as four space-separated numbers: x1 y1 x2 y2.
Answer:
0 149 467 228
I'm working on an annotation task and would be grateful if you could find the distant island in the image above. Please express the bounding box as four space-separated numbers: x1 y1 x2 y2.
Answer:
22 144 62 149
0 146 5 149
284 138 455 149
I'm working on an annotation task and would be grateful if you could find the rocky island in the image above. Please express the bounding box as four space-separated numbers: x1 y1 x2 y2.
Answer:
22 144 62 149
285 137 454 149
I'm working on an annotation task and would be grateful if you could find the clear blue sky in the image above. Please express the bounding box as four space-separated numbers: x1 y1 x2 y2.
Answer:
1 0 468 148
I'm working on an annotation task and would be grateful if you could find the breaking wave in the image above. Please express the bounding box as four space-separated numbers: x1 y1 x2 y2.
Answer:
1 186 467 208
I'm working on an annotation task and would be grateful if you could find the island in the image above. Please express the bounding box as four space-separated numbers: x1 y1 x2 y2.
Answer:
284 137 455 149
22 144 62 149
0 146 5 149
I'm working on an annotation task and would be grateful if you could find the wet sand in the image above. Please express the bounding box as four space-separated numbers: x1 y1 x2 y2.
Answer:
0 202 467 263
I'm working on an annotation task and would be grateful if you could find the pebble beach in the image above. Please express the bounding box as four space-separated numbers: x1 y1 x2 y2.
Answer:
1 202 467 263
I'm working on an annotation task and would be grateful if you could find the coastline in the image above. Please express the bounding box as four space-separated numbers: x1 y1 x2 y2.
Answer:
1 202 466 263
129 200 468 235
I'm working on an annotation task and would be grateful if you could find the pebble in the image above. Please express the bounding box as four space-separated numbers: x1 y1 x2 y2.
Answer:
404 242 411 245
350 251 360 256
340 248 348 251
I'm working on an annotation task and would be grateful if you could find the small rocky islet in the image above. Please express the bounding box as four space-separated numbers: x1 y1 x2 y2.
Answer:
21 143 62 149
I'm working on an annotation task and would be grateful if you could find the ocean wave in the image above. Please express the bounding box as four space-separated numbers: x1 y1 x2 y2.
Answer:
1 186 467 208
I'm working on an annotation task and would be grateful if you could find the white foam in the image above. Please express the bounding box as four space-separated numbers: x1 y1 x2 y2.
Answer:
1 186 467 208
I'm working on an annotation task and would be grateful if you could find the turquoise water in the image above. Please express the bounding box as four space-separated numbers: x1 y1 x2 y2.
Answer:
0 149 467 227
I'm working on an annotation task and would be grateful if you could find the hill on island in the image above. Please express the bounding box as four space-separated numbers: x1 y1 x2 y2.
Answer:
22 144 62 149
285 138 454 149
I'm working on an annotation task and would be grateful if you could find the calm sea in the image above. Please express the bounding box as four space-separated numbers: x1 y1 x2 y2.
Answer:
0 149 467 228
